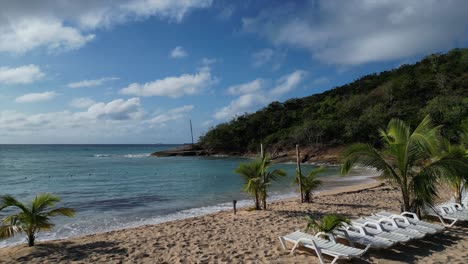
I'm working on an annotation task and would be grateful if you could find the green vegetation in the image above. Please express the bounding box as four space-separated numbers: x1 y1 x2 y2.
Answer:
199 48 468 153
439 133 468 204
234 156 286 210
294 167 324 203
0 194 75 246
305 214 350 237
341 116 468 215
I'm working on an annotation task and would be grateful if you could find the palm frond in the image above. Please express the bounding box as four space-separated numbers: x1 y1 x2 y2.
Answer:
47 207 76 217
0 225 23 239
32 194 60 214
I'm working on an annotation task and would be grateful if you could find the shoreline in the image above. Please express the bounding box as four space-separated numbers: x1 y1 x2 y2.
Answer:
0 175 379 249
1 179 467 263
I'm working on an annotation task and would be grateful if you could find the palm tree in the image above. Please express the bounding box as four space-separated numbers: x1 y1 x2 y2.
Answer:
294 167 324 203
235 159 263 210
0 194 75 246
258 156 286 210
235 156 286 210
439 134 468 204
305 214 350 239
341 115 468 214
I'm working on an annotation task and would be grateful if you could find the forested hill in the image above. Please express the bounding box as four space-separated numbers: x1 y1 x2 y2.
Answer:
199 48 468 154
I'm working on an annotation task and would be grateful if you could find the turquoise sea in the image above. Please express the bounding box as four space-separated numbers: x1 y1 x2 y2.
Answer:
0 144 376 247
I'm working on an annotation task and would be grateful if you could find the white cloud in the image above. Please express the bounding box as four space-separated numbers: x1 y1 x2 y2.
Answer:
201 57 217 65
215 70 306 120
201 120 213 127
271 70 307 95
0 17 95 54
85 97 144 120
242 0 468 65
312 77 329 86
252 48 274 67
169 46 188 59
0 98 194 143
0 0 213 54
0 64 44 84
121 0 212 22
227 79 264 95
146 105 194 126
120 67 216 98
251 48 286 70
15 91 58 103
67 77 119 88
70 97 96 108
214 93 269 120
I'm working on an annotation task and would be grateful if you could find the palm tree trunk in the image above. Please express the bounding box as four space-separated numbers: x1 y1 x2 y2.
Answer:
262 196 266 210
254 191 260 210
304 192 310 203
27 233 35 247
456 185 462 205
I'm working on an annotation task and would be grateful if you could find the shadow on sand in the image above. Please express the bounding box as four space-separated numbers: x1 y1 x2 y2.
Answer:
16 241 127 262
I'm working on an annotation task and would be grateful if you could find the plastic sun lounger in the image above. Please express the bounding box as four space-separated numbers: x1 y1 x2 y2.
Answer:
332 225 395 249
279 230 370 264
424 205 468 227
360 216 425 239
350 221 411 243
375 211 444 233
371 212 438 235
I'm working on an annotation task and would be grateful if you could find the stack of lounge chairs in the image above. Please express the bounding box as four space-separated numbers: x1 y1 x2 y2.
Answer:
279 211 445 264
424 195 468 226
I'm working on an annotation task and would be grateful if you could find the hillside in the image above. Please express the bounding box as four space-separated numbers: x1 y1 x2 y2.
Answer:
198 48 468 157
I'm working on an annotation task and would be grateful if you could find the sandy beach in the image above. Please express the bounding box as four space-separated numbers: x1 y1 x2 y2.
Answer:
1 181 467 264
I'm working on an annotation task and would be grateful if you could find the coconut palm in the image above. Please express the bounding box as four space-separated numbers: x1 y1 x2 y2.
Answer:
294 167 324 203
235 156 286 210
439 135 468 204
0 194 75 246
258 156 287 210
235 159 263 210
305 214 350 239
341 115 468 214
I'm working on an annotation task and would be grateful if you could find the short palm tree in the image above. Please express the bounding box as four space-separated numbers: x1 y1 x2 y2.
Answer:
0 194 75 246
235 156 286 210
294 167 324 203
235 159 263 210
341 115 468 214
259 156 287 209
439 136 468 204
305 214 350 239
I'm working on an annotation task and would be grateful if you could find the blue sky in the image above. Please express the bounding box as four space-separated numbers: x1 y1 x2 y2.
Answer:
0 0 467 144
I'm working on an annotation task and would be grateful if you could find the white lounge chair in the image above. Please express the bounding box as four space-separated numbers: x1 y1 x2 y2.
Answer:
375 211 444 233
332 225 395 249
424 205 467 227
279 230 370 264
371 213 437 235
360 216 425 239
351 221 411 243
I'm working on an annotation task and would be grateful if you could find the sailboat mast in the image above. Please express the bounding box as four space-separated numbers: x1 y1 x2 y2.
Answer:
190 119 194 146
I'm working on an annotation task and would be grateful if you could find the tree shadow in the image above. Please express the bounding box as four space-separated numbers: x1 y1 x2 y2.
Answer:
16 240 127 262
352 227 467 263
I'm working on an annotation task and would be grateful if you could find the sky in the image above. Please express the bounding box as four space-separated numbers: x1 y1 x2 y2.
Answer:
0 0 467 144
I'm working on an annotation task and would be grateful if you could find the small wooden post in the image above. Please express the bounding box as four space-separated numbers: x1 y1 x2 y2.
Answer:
233 200 237 215
260 143 264 158
296 144 303 203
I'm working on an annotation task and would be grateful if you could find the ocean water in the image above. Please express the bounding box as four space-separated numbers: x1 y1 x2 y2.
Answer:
0 144 377 247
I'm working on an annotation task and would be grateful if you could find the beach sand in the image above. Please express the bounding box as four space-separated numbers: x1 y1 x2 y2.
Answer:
1 181 467 263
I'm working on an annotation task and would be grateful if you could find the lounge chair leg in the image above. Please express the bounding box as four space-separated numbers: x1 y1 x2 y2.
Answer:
437 216 458 227
330 256 339 264
290 241 301 254
311 240 327 264
278 237 287 250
